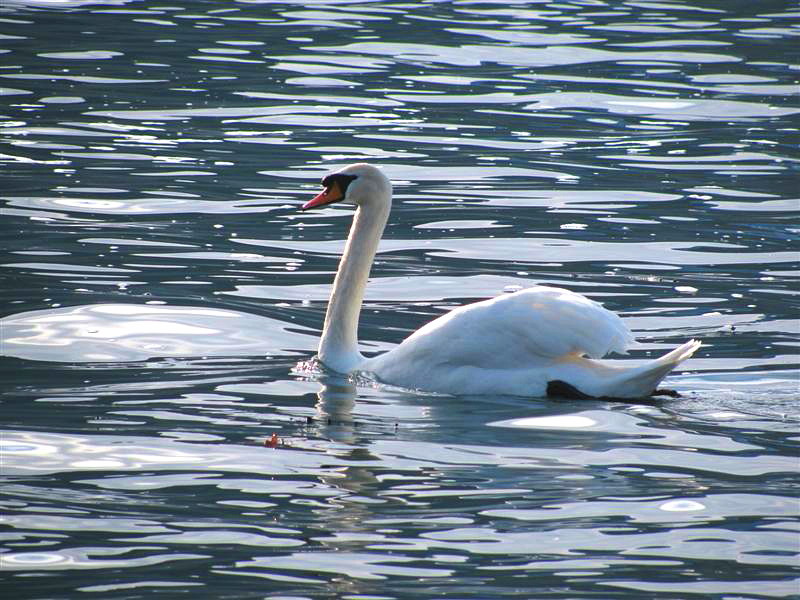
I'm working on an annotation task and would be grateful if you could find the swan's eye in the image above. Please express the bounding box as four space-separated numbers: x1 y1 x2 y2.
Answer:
321 173 357 193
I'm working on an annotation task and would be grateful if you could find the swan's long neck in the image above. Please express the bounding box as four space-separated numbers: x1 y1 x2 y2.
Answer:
318 196 390 373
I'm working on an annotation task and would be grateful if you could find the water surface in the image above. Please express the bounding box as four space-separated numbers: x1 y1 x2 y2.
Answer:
1 0 798 598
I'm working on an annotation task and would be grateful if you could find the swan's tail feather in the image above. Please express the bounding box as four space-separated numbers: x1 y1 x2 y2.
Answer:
609 339 701 398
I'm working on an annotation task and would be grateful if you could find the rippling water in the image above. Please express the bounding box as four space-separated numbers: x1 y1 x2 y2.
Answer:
1 0 798 598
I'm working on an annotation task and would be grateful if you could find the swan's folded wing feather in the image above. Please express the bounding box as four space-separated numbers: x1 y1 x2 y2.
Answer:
380 286 634 372
508 286 634 359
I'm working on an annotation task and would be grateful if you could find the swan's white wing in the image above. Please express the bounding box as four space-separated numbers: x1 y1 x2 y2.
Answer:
367 286 634 377
500 285 634 359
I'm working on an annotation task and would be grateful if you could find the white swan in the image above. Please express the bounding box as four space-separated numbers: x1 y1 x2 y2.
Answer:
302 163 700 399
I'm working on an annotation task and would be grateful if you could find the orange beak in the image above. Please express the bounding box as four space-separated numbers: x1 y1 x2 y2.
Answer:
302 180 344 211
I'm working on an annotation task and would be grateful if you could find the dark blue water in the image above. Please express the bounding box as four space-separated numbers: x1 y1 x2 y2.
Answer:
1 1 798 598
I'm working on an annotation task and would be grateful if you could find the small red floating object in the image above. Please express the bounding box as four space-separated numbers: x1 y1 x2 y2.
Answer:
264 433 279 448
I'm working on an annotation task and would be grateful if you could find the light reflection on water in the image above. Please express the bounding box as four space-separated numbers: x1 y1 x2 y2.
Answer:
0 0 798 597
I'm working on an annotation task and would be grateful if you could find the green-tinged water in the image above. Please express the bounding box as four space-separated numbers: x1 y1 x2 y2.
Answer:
1 1 798 598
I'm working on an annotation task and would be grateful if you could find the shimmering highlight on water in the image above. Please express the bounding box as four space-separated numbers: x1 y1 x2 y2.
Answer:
1 0 798 598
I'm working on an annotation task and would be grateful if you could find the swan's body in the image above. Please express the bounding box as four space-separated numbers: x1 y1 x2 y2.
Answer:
302 163 700 399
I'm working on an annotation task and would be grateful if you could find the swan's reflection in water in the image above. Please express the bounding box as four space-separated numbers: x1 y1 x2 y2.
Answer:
297 375 414 595
314 375 357 432
311 374 384 468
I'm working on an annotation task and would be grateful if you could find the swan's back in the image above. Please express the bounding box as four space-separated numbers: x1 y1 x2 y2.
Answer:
365 286 634 388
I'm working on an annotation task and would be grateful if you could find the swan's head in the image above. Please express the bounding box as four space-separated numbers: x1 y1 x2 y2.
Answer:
302 163 391 211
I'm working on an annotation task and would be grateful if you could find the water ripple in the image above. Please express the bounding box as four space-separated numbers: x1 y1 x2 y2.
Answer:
1 1 798 597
